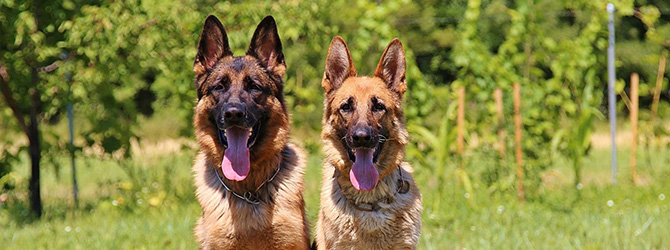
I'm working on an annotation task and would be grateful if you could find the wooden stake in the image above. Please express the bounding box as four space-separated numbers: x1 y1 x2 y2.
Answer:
513 83 525 201
630 73 639 184
651 55 666 119
457 86 465 168
495 88 506 158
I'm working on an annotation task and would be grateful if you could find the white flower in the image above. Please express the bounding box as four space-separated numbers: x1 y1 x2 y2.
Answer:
659 194 665 201
607 200 614 207
65 226 72 232
464 193 470 199
497 205 504 214
576 183 583 190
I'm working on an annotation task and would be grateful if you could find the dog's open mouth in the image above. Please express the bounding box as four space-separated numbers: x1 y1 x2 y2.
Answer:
217 123 261 149
343 141 384 191
216 123 260 182
344 141 383 164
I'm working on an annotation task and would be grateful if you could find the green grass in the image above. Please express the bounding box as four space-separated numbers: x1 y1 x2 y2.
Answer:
1 142 669 249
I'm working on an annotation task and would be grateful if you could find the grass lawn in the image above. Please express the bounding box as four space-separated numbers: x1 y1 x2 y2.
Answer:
1 140 669 249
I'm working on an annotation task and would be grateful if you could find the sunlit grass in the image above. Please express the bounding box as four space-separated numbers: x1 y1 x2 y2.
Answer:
1 139 669 249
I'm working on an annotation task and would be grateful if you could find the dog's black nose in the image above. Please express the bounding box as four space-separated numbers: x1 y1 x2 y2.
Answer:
351 127 373 147
223 104 244 123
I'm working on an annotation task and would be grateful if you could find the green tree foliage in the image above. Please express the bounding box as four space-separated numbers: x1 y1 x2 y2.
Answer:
1 0 433 216
0 0 89 217
1 0 669 217
60 0 202 152
59 0 433 141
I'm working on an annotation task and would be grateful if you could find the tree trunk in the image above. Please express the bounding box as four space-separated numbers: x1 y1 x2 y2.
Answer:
28 66 42 218
27 0 43 218
27 116 42 217
0 0 44 218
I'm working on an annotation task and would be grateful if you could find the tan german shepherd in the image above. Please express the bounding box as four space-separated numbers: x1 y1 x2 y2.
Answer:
315 36 422 249
191 15 309 249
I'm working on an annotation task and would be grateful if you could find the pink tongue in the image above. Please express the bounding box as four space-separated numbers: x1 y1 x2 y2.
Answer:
221 127 250 181
350 148 379 191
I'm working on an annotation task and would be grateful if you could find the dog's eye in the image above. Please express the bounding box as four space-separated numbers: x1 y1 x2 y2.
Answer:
250 84 263 92
246 77 263 92
210 84 224 93
210 77 228 93
373 103 386 112
340 103 352 112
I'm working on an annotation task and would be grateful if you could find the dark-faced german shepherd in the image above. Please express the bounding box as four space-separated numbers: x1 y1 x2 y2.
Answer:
191 15 310 249
315 37 422 249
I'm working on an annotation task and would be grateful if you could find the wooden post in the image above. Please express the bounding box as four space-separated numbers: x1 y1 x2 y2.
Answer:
513 83 525 201
495 88 506 158
651 55 666 119
457 86 465 168
630 73 639 184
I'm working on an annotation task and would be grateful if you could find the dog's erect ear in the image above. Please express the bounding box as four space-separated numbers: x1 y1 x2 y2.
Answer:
374 38 406 97
247 16 286 78
322 36 356 94
194 15 231 75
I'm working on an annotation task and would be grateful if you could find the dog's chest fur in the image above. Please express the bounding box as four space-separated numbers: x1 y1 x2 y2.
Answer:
192 145 309 250
316 163 422 249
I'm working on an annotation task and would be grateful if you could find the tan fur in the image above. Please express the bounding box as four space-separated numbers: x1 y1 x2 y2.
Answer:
315 37 422 249
193 144 310 250
316 163 421 249
192 15 309 250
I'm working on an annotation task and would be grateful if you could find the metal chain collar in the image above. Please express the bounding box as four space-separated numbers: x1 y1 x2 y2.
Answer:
214 161 281 205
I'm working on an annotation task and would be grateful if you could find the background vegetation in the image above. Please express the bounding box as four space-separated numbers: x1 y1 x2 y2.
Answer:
1 0 669 248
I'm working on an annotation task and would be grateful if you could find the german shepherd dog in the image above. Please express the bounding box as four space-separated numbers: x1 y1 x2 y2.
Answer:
191 15 310 249
315 37 422 249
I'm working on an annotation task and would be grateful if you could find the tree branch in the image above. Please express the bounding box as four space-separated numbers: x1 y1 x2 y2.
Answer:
37 61 60 73
140 19 158 29
0 62 29 135
36 51 77 73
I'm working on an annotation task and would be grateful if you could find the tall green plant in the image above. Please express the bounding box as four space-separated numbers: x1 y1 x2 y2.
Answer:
407 99 476 211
